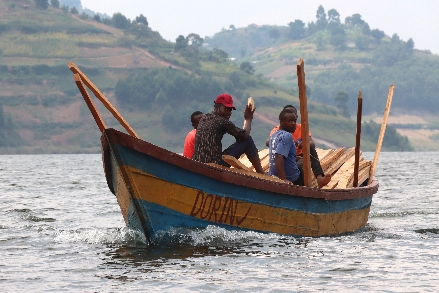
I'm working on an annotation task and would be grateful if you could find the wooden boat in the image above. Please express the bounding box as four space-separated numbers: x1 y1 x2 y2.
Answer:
68 60 391 245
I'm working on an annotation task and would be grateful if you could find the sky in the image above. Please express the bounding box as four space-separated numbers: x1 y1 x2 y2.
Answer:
80 0 439 55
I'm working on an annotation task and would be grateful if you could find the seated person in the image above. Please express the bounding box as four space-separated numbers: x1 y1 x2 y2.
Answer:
268 109 303 185
266 105 331 188
183 111 203 158
193 93 264 174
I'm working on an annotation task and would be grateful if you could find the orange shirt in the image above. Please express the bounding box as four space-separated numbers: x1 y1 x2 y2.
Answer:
183 129 196 158
269 124 311 155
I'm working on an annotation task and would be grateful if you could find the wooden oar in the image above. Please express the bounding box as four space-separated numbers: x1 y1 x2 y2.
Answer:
73 74 106 132
68 61 140 139
353 91 363 187
297 59 311 187
368 85 394 185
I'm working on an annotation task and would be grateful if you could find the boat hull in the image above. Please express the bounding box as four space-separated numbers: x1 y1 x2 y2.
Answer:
102 128 378 244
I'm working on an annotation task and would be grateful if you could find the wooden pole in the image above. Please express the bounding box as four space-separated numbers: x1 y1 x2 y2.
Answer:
296 59 311 187
68 61 140 139
368 85 394 185
74 74 107 133
353 91 363 187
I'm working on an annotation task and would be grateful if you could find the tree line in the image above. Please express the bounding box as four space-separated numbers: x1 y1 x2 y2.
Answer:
0 101 23 147
34 0 149 31
311 53 439 114
114 67 269 132
282 5 415 53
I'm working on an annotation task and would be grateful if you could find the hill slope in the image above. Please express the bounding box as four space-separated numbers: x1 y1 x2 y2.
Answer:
0 1 411 153
206 9 439 151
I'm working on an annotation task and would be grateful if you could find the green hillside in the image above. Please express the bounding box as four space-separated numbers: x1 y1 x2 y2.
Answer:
206 5 439 150
0 1 412 153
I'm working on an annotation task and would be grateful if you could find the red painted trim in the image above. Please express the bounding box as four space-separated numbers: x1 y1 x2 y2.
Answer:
103 129 379 201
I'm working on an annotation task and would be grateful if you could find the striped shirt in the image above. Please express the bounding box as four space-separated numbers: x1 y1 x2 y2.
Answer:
193 111 245 163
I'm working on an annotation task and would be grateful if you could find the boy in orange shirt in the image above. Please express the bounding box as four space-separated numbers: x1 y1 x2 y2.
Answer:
183 111 203 158
266 105 330 188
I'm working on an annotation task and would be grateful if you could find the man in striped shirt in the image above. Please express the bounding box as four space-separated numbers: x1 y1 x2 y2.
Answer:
193 93 264 174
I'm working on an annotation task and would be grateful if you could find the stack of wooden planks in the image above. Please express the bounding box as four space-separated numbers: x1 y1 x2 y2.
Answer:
236 147 371 189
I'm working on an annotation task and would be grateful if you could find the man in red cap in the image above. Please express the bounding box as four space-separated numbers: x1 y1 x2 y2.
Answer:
193 93 264 173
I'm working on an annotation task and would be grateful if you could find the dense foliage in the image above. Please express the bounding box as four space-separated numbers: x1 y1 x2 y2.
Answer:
312 55 439 113
0 101 24 147
362 120 413 151
114 67 270 132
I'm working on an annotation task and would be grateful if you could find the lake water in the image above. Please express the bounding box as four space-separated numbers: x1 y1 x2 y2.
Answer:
0 153 438 292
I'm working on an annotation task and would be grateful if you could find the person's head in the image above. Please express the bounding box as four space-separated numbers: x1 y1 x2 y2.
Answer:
214 93 235 119
283 104 298 115
279 109 297 133
190 111 203 129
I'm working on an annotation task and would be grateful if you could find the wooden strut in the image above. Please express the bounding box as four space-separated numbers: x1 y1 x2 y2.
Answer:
68 61 140 138
73 74 107 132
353 91 363 187
368 85 394 184
296 59 312 187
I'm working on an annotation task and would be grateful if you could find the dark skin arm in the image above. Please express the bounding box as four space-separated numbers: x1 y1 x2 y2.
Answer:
274 154 289 182
296 136 315 149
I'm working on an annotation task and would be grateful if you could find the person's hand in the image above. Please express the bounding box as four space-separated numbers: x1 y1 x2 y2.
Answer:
244 104 255 120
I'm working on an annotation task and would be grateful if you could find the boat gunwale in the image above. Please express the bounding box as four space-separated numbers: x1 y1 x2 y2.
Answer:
104 128 379 201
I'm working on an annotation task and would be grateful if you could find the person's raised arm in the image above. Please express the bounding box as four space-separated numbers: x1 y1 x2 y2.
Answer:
242 104 255 140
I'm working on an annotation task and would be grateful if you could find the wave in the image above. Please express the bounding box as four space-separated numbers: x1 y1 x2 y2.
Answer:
54 227 147 245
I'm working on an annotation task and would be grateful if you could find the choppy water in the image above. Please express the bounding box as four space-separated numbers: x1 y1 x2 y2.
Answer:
0 153 438 292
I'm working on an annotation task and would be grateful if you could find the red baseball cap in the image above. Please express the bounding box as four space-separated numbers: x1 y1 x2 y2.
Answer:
214 93 236 110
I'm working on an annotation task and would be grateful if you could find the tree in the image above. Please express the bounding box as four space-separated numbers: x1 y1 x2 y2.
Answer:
102 18 111 25
345 14 365 27
370 29 385 43
268 28 280 43
35 0 48 9
229 24 236 30
212 48 228 62
175 35 188 51
406 38 415 50
391 33 401 44
186 33 204 48
240 62 254 75
288 20 306 40
136 14 148 26
316 5 328 30
112 12 130 30
362 23 371 35
61 4 69 13
70 6 78 14
93 14 101 22
327 9 340 23
334 90 350 118
50 0 60 8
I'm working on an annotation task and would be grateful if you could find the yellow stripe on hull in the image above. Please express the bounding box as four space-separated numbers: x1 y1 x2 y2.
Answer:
120 167 370 237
